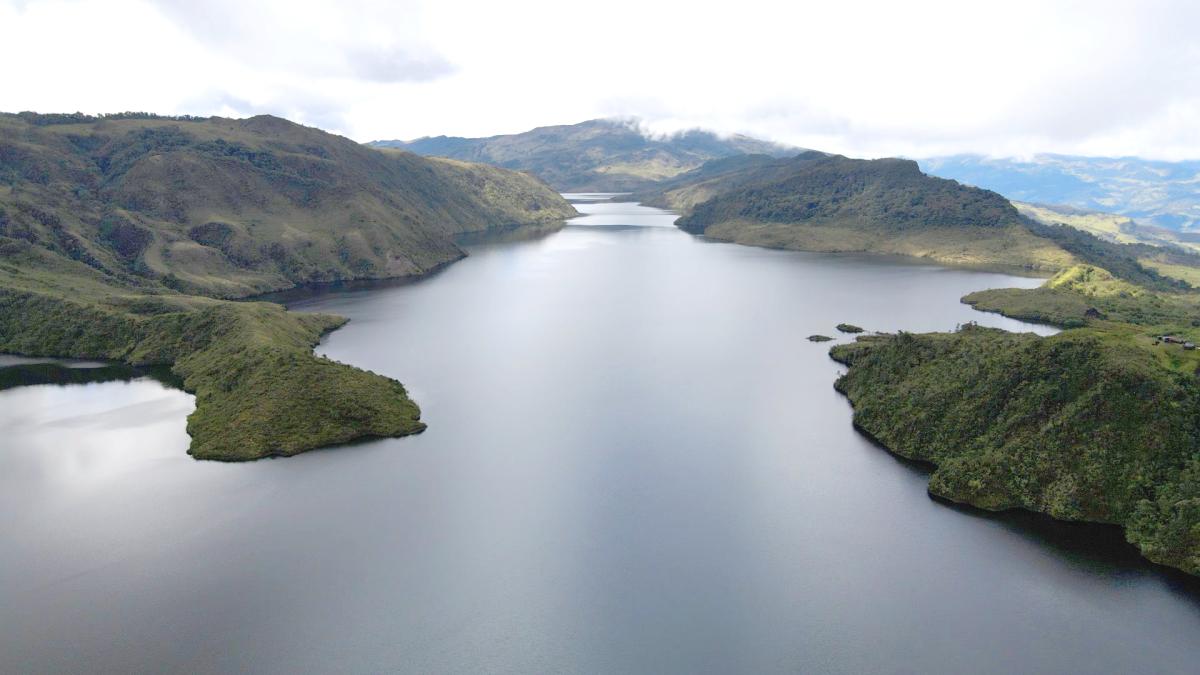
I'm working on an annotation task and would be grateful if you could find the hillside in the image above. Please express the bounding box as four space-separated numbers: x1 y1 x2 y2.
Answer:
646 152 1077 272
920 154 1200 233
1015 201 1200 286
828 226 1200 575
1 112 574 298
832 324 1200 576
370 118 798 192
0 112 576 460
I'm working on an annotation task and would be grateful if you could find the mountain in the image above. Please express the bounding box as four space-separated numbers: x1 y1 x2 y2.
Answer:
369 118 798 192
1 111 574 298
919 154 1200 233
0 111 576 460
639 152 1078 272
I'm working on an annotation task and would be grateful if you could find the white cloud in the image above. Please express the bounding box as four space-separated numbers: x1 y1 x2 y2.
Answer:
1 0 1199 159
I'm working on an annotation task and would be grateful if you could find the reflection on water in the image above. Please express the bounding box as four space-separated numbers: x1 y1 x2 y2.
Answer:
2 197 1198 674
0 359 180 391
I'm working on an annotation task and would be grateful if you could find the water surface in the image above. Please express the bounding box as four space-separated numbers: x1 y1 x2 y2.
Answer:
3 199 1198 673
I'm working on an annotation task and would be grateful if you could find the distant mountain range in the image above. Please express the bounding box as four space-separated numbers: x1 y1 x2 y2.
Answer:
370 119 798 192
376 124 1200 236
919 154 1200 233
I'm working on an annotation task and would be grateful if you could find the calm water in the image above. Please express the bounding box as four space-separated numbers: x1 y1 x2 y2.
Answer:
3 199 1199 674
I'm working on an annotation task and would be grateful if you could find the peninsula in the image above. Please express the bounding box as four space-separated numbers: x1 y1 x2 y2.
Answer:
0 112 575 460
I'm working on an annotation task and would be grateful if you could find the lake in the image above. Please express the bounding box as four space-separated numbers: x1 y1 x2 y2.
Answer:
3 198 1199 673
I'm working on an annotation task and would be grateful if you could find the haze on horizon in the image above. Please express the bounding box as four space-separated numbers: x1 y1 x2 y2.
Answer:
1 0 1198 161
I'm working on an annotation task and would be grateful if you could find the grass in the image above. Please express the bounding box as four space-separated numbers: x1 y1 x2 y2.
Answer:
702 219 1073 272
1016 201 1200 255
1014 202 1145 244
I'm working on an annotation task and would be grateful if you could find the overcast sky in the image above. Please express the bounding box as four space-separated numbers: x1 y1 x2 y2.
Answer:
2 0 1198 160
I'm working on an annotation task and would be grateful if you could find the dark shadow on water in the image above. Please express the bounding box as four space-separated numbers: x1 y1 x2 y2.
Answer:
253 260 460 307
455 221 564 247
843 403 1200 603
935 496 1200 601
255 223 569 308
0 361 181 392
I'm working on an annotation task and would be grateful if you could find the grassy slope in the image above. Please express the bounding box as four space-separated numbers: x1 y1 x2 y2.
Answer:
0 112 575 460
920 154 1200 233
1016 201 1200 286
0 112 574 297
648 153 1078 273
644 150 1200 574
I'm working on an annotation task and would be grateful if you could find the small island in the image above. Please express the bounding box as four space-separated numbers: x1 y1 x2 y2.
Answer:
807 334 834 342
836 323 864 334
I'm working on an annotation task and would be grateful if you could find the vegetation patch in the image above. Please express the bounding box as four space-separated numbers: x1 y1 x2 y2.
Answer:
0 288 425 460
831 239 1200 576
831 326 1200 575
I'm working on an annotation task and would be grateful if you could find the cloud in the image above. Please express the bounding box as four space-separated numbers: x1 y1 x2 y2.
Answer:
344 45 455 84
2 0 1200 160
148 0 456 84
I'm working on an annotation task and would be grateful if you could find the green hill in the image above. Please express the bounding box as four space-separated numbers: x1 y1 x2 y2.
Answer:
1 111 574 298
646 152 1077 272
828 230 1200 575
0 112 576 460
370 118 798 192
832 318 1200 576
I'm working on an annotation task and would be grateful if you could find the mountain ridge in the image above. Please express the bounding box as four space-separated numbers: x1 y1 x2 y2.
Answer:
370 118 799 192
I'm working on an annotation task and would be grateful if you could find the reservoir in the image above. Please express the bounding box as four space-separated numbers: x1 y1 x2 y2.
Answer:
3 198 1198 673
